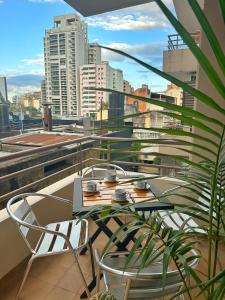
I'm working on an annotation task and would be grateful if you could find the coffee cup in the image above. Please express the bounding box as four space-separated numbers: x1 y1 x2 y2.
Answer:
86 181 97 192
114 188 127 201
134 180 148 190
104 170 117 182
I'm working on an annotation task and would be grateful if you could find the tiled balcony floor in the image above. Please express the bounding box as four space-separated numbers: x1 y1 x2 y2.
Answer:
0 220 224 300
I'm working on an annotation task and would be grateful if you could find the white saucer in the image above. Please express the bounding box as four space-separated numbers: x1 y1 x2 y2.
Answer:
112 193 129 202
83 186 102 193
103 177 119 183
133 183 151 191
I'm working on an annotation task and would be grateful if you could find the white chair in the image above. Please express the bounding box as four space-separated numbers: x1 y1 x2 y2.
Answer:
82 163 127 178
158 185 206 234
7 192 94 300
158 210 206 234
95 249 198 300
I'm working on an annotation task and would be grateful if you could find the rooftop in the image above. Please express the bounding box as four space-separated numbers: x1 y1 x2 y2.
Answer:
2 132 83 148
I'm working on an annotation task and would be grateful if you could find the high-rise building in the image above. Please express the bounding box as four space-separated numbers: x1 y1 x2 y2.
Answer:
44 14 88 116
80 61 123 116
88 43 101 64
0 77 8 103
41 80 47 104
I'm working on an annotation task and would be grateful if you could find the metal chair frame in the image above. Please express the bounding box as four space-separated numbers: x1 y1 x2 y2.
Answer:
158 185 207 234
95 249 198 300
83 163 127 178
7 192 94 299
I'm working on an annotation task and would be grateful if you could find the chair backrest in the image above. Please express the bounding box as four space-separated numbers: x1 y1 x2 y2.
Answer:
83 163 127 178
96 250 198 300
7 194 40 253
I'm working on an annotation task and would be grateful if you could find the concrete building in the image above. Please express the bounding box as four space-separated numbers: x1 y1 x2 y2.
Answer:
41 80 47 104
123 80 133 94
80 61 123 116
44 14 88 117
108 93 124 126
165 83 183 106
88 43 101 64
126 84 150 113
163 28 199 109
20 92 41 110
0 77 8 103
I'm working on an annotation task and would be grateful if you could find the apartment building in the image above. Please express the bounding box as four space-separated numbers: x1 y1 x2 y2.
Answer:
44 14 88 116
88 43 101 64
165 83 183 106
0 77 8 103
80 61 123 116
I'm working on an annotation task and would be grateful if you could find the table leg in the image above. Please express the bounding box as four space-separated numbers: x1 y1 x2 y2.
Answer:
80 217 111 255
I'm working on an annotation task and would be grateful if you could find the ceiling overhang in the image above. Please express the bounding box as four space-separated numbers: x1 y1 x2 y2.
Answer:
64 0 154 16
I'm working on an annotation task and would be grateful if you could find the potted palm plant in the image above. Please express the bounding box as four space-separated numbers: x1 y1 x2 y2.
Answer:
85 1 224 299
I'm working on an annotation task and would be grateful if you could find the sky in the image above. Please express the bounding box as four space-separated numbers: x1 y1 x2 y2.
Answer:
0 0 176 100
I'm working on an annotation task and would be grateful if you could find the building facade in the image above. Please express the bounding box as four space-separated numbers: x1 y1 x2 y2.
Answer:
80 61 123 116
88 43 101 64
44 14 88 116
165 83 183 106
20 92 41 110
0 77 8 103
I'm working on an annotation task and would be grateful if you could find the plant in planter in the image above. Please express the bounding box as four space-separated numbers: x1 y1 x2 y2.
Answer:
86 1 225 299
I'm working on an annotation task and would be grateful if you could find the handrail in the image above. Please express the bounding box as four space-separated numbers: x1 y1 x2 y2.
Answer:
0 135 187 205
0 147 88 182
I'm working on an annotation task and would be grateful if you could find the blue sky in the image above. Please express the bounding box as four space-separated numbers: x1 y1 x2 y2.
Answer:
0 0 175 99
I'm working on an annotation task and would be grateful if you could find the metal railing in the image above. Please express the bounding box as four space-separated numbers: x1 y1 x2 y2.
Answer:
168 32 200 50
0 135 186 207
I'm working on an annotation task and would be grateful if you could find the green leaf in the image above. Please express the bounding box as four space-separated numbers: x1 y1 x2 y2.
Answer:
220 0 225 23
89 86 224 127
99 47 225 116
156 0 225 100
155 111 221 139
188 0 225 76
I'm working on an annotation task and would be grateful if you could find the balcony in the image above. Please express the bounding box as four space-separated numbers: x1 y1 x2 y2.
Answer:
0 132 224 299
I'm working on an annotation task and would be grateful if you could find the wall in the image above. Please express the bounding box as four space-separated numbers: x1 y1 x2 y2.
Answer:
193 0 225 160
163 49 197 80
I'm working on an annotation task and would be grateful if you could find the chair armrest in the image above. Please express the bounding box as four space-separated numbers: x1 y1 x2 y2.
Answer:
23 192 72 206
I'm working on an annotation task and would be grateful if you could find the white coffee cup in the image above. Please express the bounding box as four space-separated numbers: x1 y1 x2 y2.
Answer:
86 181 97 192
134 180 148 190
114 188 127 201
105 170 117 182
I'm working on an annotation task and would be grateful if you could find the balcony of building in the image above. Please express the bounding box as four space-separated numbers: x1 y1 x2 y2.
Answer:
0 134 224 299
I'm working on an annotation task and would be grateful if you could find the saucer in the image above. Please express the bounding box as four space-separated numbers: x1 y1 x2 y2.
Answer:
111 193 129 203
133 183 151 191
83 186 101 194
103 177 119 183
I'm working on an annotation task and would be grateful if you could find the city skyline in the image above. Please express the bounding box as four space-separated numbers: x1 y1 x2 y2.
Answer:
0 0 175 100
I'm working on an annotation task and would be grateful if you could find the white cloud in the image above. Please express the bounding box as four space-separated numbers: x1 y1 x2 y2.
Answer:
22 54 44 66
102 42 164 64
88 15 167 31
87 0 174 31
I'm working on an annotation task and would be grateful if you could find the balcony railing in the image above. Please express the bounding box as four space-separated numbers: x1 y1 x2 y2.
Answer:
167 31 200 50
0 135 186 207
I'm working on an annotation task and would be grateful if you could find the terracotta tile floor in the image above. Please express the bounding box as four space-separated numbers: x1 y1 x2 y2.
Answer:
0 220 224 300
